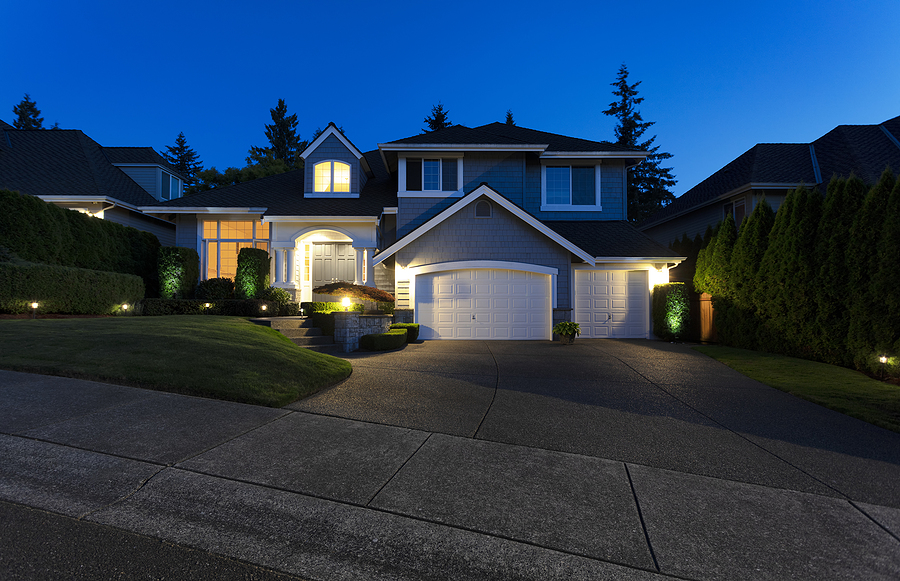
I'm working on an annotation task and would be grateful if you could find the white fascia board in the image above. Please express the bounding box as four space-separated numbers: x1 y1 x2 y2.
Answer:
299 125 365 161
373 184 595 266
41 195 138 211
540 151 650 159
378 143 548 152
381 207 398 215
262 215 379 224
580 256 686 265
138 206 267 214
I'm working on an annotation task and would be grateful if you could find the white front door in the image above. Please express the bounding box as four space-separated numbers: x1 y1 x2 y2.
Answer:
574 270 648 338
416 269 550 340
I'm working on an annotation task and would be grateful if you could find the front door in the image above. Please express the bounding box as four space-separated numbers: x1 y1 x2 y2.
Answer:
312 243 356 302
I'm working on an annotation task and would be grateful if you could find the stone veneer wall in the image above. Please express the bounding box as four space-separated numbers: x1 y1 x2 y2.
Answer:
333 312 393 352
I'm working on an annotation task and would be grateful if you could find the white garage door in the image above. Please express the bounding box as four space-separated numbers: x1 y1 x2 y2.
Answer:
416 269 550 340
574 270 648 338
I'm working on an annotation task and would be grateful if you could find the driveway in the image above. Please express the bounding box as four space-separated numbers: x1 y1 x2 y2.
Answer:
1 339 899 580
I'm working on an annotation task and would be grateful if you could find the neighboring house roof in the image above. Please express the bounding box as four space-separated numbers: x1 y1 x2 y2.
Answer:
0 127 161 207
104 146 185 179
640 115 900 230
146 150 397 217
543 220 680 258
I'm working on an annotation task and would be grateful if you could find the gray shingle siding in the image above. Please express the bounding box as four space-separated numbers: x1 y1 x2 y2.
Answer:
117 166 159 200
396 199 573 309
175 214 199 249
462 152 525 205
304 134 359 193
398 197 458 237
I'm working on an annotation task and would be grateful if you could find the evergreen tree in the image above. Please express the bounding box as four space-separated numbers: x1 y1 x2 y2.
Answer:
730 198 775 308
705 213 737 298
602 64 676 223
847 169 896 369
780 186 823 357
12 93 44 129
247 98 305 170
505 109 515 125
422 102 452 133
870 176 900 375
163 132 204 189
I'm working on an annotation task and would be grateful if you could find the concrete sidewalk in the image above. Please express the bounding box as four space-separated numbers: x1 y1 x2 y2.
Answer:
1 340 899 580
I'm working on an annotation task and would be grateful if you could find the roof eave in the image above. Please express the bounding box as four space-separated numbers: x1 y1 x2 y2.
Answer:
377 143 549 152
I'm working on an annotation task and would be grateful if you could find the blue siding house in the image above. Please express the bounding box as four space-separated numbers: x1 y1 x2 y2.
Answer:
145 122 681 340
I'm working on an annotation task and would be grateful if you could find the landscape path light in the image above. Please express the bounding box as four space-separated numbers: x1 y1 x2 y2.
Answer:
342 297 351 311
31 302 38 320
880 355 888 380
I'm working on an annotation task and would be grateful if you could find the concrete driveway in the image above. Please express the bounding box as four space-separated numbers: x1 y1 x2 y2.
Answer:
1 339 899 580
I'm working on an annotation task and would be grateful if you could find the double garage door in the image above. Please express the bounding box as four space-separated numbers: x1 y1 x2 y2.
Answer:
415 268 649 340
574 270 648 338
416 269 550 340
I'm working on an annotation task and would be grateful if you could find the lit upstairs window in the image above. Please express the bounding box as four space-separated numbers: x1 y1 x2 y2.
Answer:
314 161 351 192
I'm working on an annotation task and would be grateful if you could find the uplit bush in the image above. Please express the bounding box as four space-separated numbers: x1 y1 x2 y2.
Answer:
158 247 199 299
235 248 270 299
653 283 690 341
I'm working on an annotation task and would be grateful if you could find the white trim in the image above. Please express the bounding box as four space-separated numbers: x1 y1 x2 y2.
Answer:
398 190 464 198
373 184 595 266
300 125 365 161
41 195 137 211
263 216 378 224
381 207 398 215
398 152 464 159
310 159 355 196
540 164 603 211
540 151 649 159
139 206 267 214
399 155 464 197
379 143 548 152
304 193 360 198
578 257 685 266
289 226 358 244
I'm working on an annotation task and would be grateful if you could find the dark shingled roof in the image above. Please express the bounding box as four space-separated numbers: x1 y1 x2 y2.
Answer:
152 150 397 217
640 115 900 228
385 123 639 153
104 146 183 178
544 220 681 258
0 128 161 206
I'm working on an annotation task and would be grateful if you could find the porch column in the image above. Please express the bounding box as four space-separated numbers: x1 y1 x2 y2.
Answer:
285 248 295 285
274 249 284 283
354 248 364 285
365 248 375 286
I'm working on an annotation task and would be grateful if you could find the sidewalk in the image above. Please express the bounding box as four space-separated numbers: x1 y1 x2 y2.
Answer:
1 339 899 580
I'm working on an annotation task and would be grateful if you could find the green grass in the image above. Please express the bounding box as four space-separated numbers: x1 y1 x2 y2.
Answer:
694 345 900 433
0 316 351 407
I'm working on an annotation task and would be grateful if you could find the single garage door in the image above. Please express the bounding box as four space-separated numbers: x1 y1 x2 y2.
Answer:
574 270 648 338
416 269 550 340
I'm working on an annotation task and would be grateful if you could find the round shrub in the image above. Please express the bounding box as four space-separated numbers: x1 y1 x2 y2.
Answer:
197 277 234 300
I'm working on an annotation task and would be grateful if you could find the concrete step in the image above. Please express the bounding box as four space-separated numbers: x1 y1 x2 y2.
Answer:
250 317 313 330
290 335 334 347
279 327 323 338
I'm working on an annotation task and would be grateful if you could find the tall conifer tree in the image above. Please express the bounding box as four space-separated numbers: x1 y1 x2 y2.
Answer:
247 98 305 170
12 93 44 129
163 132 204 190
423 102 452 133
602 64 676 223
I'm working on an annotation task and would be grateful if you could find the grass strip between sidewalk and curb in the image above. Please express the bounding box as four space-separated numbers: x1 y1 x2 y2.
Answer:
694 345 900 434
0 316 351 407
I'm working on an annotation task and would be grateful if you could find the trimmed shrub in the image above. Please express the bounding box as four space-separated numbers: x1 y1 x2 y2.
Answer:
310 312 335 336
360 329 408 351
652 283 690 341
0 261 143 314
235 247 270 299
196 277 235 300
138 299 277 317
301 301 364 314
0 189 161 296
158 247 199 299
390 323 420 342
258 286 299 316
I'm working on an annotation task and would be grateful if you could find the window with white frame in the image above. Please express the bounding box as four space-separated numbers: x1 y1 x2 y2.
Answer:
405 158 458 192
161 170 181 200
541 165 599 209
202 220 270 280
314 161 351 192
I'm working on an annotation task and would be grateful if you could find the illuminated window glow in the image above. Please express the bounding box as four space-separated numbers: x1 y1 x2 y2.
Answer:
314 161 351 192
202 220 270 280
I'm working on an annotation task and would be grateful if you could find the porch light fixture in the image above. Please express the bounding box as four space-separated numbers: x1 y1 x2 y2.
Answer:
342 297 351 311
31 302 38 319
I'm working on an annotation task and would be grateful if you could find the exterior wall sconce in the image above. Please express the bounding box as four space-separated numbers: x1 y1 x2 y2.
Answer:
31 302 38 319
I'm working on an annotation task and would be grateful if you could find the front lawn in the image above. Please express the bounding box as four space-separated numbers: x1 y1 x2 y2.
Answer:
694 345 900 433
0 316 351 407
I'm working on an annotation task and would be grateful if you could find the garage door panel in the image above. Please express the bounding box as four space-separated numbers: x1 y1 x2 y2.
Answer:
574 270 648 339
416 269 550 340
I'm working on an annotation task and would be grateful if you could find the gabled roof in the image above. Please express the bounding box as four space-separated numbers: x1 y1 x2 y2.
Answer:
145 150 396 217
374 183 597 266
299 122 372 176
543 220 681 259
0 127 161 206
640 115 900 229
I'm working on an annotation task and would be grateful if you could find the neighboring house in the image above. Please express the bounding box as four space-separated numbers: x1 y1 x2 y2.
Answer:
144 123 682 340
639 115 900 246
0 119 183 245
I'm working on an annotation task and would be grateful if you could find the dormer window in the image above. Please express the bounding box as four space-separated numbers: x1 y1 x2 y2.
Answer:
161 170 181 200
314 161 350 193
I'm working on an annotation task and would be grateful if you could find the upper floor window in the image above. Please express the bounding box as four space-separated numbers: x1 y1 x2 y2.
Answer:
314 161 350 192
541 165 601 210
161 171 181 200
406 158 458 192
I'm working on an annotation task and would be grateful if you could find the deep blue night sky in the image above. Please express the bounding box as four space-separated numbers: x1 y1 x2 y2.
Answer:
5 0 897 195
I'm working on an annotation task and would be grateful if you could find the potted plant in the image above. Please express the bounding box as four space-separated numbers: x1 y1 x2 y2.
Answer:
552 321 580 345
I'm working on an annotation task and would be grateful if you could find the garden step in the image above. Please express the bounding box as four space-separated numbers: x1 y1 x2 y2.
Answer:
290 335 334 347
278 327 323 338
250 317 313 330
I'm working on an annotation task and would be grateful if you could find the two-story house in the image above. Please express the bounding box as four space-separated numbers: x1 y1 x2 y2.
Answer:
144 123 681 340
0 119 183 245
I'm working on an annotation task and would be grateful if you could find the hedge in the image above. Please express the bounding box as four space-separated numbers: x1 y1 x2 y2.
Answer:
158 247 199 299
390 323 420 342
235 247 270 299
196 277 235 300
301 301 365 314
0 261 144 315
651 283 689 341
138 299 293 317
0 189 161 296
360 329 408 351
